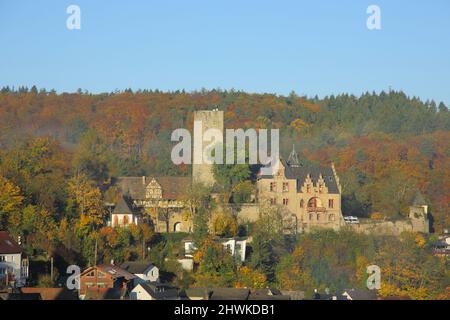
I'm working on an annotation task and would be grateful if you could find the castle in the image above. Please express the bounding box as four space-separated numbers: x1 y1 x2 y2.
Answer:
256 146 343 233
109 109 429 236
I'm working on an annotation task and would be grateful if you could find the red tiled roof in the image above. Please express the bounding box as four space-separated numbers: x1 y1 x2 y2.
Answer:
0 231 22 254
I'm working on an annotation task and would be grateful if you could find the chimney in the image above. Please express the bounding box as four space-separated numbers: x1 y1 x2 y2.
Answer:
142 176 146 185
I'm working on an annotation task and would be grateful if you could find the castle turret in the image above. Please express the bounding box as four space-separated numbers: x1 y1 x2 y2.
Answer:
409 192 429 233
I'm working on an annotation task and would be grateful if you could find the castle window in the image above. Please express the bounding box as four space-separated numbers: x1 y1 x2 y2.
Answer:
328 199 334 208
309 213 313 220
306 184 311 193
319 184 323 193
270 198 277 205
316 213 320 220
269 182 277 192
308 197 319 208
282 182 289 192
283 198 289 206
300 199 304 208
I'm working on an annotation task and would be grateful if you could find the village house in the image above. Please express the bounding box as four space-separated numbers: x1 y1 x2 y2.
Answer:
120 261 159 285
130 282 178 300
257 146 344 233
183 237 247 263
0 231 29 288
110 176 191 233
79 264 136 299
109 196 140 227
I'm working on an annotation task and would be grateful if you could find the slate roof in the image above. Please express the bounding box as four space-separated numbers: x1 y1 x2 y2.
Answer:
94 264 137 281
248 288 290 300
113 196 134 215
136 282 179 300
116 176 191 200
259 159 340 194
120 261 156 274
209 288 250 300
0 231 22 254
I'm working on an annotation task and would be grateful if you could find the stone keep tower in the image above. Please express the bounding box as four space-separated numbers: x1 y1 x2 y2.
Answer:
192 109 224 187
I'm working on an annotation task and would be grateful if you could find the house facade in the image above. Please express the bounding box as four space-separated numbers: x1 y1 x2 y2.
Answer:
0 231 28 287
130 282 178 300
112 176 192 233
79 264 136 299
257 147 344 233
120 261 159 285
184 237 247 263
110 196 140 227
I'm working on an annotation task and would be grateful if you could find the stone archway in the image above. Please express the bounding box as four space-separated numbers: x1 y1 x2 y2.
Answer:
173 222 182 232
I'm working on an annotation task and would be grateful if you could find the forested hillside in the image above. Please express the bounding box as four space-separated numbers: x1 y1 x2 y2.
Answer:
0 87 448 231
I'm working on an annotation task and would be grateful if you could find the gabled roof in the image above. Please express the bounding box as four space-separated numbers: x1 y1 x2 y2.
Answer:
134 282 178 300
81 264 136 281
116 176 191 200
0 231 22 254
113 196 133 215
120 261 157 274
96 264 136 281
259 159 340 194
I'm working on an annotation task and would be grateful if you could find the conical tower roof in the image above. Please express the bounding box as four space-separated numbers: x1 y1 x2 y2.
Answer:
288 144 300 167
113 196 133 214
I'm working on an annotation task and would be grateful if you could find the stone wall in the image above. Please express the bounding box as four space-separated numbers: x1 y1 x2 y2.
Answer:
347 218 426 236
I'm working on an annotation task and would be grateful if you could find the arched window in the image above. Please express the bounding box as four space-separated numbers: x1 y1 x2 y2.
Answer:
308 197 318 208
174 222 182 232
113 215 118 226
300 199 304 208
123 215 129 225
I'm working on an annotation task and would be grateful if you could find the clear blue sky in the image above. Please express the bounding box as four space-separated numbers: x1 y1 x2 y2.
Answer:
1 0 449 104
